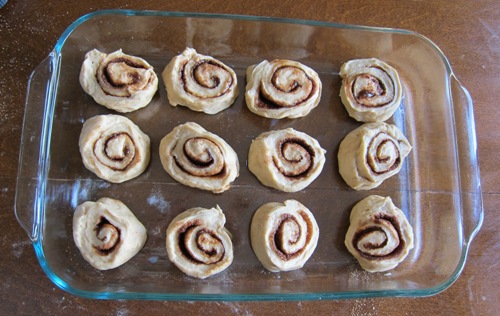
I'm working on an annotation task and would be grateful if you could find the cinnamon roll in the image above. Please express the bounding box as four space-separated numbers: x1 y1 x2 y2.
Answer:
73 197 147 270
166 205 233 279
162 47 239 114
248 128 326 192
79 115 150 183
245 59 322 119
340 58 402 122
345 195 414 272
250 200 319 272
159 122 239 193
79 49 158 113
338 122 411 190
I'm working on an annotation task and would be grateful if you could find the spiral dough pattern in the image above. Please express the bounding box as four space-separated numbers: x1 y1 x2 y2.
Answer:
338 122 411 190
245 59 322 119
79 115 150 183
345 195 414 272
250 200 319 272
159 122 239 193
73 198 147 270
166 205 233 279
248 128 326 192
162 47 239 114
79 49 158 113
340 58 402 122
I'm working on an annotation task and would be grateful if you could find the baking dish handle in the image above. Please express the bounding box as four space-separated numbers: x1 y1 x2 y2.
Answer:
15 53 57 242
450 74 484 246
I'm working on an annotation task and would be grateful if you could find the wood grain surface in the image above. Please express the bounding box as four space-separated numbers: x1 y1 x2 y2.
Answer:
1 0 498 314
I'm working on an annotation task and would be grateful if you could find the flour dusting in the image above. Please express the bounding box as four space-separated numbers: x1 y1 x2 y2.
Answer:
147 188 170 213
12 240 31 258
116 308 129 316
351 298 376 316
150 225 162 238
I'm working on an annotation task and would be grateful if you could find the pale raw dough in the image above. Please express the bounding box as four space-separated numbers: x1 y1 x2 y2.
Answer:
159 122 239 193
250 200 319 272
248 128 326 192
340 58 402 122
162 47 238 114
79 49 158 113
338 122 411 190
166 205 233 279
245 59 322 119
73 197 147 270
79 114 150 183
345 195 414 272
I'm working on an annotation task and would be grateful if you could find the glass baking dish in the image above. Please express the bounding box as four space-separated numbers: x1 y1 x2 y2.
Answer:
15 10 483 300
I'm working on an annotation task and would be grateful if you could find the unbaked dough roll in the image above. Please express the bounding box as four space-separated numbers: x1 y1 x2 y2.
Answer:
340 58 402 122
250 200 319 272
245 59 322 119
159 122 239 193
166 205 233 279
79 115 150 183
73 197 147 270
162 47 238 114
345 195 414 272
248 128 326 192
338 122 411 190
79 49 158 113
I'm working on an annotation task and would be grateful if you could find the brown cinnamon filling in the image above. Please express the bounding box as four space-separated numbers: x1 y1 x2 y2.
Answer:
273 138 315 178
174 158 227 178
349 66 394 108
102 58 146 87
352 213 404 260
256 66 317 109
177 221 225 264
181 60 233 98
172 137 227 178
366 133 400 175
93 216 121 256
183 138 218 167
271 66 308 93
94 132 137 171
269 211 314 260
98 57 153 97
255 90 286 109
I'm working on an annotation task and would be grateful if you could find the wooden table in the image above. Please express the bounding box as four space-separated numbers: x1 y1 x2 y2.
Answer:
1 0 498 314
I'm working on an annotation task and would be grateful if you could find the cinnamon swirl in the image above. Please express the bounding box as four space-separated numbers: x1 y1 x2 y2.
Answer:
339 58 402 122
162 48 239 114
250 200 319 272
248 128 326 192
79 49 158 113
245 59 322 119
345 195 414 272
338 122 411 190
79 115 150 183
159 122 239 193
166 205 233 279
73 197 147 270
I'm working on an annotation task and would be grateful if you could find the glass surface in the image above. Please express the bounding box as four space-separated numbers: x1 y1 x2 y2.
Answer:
15 10 483 300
